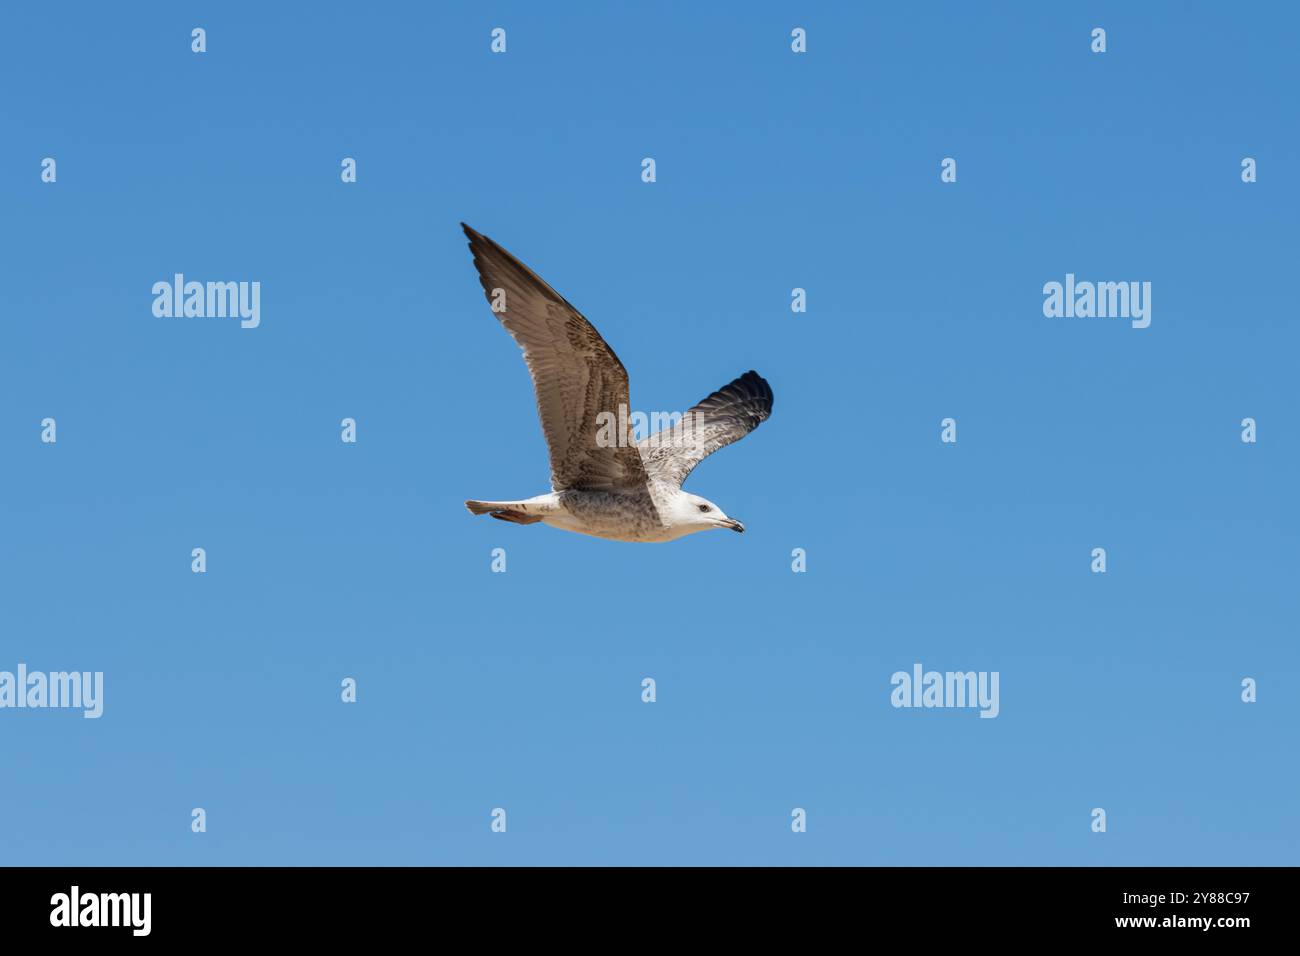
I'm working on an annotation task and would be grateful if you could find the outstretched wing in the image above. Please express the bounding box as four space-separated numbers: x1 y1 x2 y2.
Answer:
462 223 649 492
638 370 773 487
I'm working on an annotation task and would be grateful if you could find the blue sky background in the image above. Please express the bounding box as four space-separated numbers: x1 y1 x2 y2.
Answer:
2 2 1296 865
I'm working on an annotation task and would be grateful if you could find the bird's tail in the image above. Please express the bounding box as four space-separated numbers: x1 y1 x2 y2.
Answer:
465 499 546 525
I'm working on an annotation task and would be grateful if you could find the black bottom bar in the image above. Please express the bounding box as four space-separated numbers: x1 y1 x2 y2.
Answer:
0 866 1286 941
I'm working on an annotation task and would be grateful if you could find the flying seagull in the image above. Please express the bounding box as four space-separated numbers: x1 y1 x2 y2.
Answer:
460 223 773 543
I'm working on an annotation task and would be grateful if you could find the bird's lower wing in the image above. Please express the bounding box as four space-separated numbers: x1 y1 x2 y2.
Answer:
638 370 774 487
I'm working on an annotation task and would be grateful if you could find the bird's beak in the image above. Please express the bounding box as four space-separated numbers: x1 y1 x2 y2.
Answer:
724 518 745 534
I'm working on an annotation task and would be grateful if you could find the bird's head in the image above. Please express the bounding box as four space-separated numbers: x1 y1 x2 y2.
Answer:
676 492 744 535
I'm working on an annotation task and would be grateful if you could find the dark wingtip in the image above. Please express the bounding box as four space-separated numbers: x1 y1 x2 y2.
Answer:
740 370 774 413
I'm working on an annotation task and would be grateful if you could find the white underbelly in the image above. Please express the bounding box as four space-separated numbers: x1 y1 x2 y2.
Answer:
541 513 683 543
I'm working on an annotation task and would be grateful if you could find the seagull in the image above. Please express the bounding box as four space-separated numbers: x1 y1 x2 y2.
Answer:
460 223 773 543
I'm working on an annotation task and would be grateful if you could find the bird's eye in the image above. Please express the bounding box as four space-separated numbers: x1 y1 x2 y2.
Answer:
698 504 710 513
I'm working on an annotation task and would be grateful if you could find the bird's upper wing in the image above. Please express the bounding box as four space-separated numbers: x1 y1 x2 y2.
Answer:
637 371 773 487
462 223 649 492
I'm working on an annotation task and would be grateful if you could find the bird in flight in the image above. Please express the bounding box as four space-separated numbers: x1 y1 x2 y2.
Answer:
460 223 773 543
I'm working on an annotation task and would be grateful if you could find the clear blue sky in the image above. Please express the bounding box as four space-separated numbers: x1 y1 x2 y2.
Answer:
2 2 1296 865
